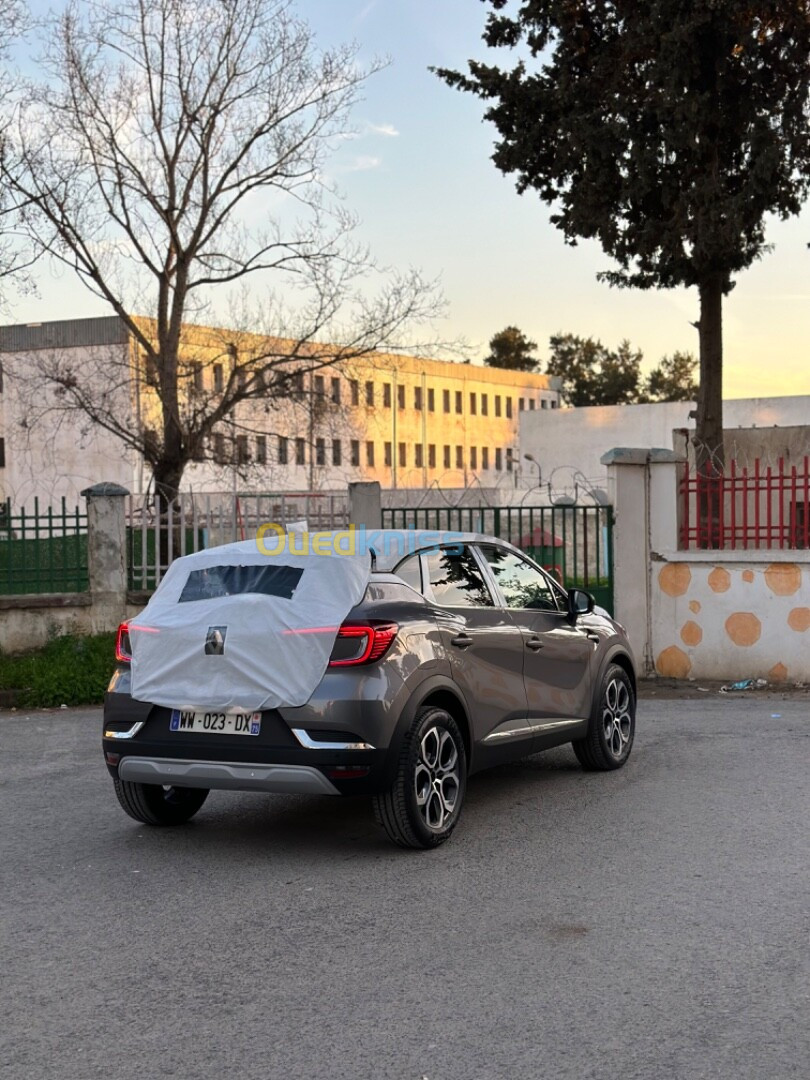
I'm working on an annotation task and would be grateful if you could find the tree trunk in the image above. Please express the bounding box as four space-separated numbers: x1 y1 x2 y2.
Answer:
152 457 185 505
694 275 724 548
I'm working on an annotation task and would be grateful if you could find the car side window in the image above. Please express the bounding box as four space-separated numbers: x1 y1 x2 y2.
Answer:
479 545 561 612
424 546 495 608
393 553 423 594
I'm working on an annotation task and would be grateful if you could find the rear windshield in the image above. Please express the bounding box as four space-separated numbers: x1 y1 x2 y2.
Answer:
179 564 304 603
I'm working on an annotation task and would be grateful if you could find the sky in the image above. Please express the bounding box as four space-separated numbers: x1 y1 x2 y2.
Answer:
11 0 810 399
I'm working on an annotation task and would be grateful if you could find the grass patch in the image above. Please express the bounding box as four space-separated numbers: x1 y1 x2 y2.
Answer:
0 633 116 708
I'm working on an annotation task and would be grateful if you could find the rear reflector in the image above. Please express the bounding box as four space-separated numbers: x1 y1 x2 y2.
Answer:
328 623 398 667
105 752 120 767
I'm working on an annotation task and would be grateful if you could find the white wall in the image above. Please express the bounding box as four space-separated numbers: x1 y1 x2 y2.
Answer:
519 396 810 497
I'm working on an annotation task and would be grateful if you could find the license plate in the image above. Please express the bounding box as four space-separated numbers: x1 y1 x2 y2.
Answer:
170 709 262 736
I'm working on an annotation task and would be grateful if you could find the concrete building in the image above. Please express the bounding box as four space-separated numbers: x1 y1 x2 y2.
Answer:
0 316 561 506
519 396 810 501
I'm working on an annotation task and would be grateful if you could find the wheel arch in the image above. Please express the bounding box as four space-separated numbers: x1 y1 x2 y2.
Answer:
386 675 474 782
591 645 637 716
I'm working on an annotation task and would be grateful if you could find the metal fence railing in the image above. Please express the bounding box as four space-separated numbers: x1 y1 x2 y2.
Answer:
127 491 350 591
382 503 614 613
680 457 810 550
0 498 89 595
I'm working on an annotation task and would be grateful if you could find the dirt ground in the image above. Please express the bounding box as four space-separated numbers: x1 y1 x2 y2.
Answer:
638 677 810 701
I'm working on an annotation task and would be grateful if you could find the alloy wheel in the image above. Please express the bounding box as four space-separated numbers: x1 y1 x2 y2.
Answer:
602 678 632 758
414 725 460 832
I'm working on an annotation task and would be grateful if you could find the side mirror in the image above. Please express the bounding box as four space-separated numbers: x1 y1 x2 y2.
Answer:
566 588 595 624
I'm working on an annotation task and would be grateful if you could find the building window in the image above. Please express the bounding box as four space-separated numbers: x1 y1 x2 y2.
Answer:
495 395 502 418
519 398 525 411
495 448 502 471
256 435 267 465
0 360 4 393
481 394 488 416
236 434 250 465
397 384 405 409
529 399 536 410
384 441 392 467
506 397 513 419
456 445 463 469
278 436 289 465
331 377 341 404
235 367 247 390
227 343 238 363
414 385 423 410
443 389 450 413
455 390 462 414
213 363 223 392
292 371 305 397
295 437 306 465
428 444 436 469
470 392 477 415
551 399 559 409
350 379 359 406
383 383 391 408
213 432 228 464
367 441 375 467
314 374 325 397
0 436 5 468
482 447 489 470
192 362 204 391
444 445 451 468
415 443 423 468
506 448 514 472
428 388 435 412
333 439 342 467
145 353 159 387
315 437 326 466
366 381 375 407
470 446 477 470
351 439 360 467
399 442 407 468
542 399 549 409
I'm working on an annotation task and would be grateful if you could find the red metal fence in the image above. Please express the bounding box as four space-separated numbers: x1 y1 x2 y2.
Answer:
680 457 810 550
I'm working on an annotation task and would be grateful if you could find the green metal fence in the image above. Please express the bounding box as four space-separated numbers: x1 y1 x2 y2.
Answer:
382 503 614 614
0 499 89 595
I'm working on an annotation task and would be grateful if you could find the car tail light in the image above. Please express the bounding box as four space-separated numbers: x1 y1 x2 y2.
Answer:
115 623 132 663
328 623 398 667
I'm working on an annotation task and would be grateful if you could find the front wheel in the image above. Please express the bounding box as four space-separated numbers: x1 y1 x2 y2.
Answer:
572 663 635 771
113 778 209 825
372 706 467 849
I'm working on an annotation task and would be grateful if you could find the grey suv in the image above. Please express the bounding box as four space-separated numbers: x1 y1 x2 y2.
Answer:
103 532 636 849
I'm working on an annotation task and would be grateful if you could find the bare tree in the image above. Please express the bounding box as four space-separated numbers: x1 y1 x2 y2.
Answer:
3 0 440 499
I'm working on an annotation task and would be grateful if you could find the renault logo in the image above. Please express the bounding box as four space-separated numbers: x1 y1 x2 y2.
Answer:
205 626 227 655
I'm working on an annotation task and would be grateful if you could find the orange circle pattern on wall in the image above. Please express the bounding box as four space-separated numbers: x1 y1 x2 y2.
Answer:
680 621 703 646
689 600 701 614
659 563 691 597
656 645 692 678
768 662 789 682
708 567 731 593
725 612 762 647
764 563 801 596
742 570 754 583
788 607 810 633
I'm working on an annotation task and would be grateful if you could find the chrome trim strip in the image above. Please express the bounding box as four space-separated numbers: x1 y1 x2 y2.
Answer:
117 757 341 796
103 721 145 740
291 728 376 751
483 718 582 744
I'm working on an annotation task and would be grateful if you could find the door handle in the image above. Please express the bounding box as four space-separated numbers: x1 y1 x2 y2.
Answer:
450 633 473 649
525 637 544 651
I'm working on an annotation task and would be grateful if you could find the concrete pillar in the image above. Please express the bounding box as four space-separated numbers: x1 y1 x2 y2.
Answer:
81 482 130 628
601 449 683 675
348 481 382 530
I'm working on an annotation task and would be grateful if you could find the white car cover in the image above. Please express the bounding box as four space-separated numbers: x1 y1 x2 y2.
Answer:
129 537 371 712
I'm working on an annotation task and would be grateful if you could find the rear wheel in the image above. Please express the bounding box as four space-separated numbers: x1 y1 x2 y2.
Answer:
113 778 209 825
572 663 635 771
373 706 467 849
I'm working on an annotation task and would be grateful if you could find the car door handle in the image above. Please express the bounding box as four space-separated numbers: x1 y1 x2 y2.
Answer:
450 633 473 649
525 637 544 651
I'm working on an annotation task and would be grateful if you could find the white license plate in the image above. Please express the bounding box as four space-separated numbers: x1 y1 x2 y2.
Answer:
169 709 262 736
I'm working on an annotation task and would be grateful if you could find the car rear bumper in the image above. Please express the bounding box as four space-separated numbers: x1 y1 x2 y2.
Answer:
118 756 341 795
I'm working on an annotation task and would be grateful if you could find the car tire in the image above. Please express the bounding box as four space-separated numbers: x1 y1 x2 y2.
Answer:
112 778 209 825
572 663 635 771
372 706 467 850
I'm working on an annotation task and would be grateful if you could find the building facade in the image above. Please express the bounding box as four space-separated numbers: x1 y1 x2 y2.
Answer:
0 316 561 506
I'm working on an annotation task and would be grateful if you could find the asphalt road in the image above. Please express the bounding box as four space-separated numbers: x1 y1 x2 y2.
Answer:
2 698 809 1080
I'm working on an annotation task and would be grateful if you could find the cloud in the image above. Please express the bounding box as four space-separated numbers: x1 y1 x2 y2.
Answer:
368 122 399 138
347 155 382 172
